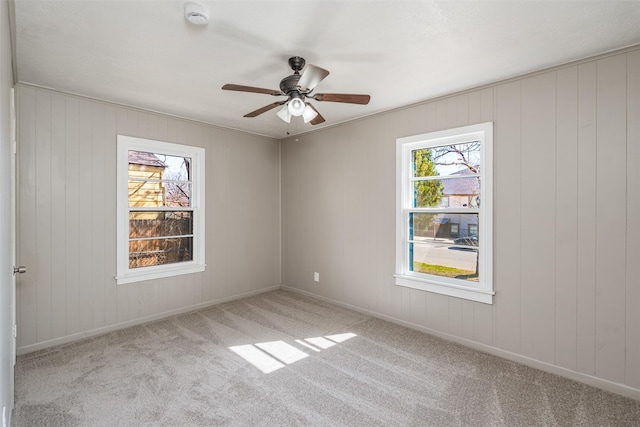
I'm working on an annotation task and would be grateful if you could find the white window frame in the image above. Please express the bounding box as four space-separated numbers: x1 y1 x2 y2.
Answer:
116 135 205 285
395 122 493 304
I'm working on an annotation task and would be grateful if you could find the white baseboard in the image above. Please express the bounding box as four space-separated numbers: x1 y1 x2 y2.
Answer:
281 285 640 402
17 285 280 355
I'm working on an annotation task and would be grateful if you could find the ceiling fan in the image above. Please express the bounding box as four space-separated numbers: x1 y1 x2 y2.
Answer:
222 56 370 125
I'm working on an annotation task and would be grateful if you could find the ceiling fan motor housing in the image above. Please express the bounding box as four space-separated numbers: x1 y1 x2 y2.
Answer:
280 74 302 95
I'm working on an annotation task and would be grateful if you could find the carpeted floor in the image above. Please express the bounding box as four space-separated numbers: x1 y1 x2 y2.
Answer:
12 290 640 426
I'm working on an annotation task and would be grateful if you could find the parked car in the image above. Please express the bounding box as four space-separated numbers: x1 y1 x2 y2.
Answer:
453 236 478 246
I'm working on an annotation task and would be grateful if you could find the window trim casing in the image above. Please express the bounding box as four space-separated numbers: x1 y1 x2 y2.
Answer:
395 122 493 304
116 135 206 285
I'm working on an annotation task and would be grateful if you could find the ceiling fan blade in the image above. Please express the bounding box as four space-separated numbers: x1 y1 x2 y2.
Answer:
222 84 282 96
307 104 325 125
244 101 286 118
297 64 330 91
313 93 370 105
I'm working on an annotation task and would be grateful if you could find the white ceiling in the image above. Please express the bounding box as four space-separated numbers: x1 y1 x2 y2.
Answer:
13 0 640 139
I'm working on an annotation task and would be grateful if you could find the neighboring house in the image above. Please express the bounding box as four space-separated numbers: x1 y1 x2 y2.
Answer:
431 167 480 240
128 150 167 219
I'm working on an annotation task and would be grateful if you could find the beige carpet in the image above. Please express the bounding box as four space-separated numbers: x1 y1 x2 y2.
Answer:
12 290 640 426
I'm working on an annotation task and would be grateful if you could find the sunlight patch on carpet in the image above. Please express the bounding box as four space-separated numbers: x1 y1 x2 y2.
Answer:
255 341 309 365
229 344 285 374
229 333 357 373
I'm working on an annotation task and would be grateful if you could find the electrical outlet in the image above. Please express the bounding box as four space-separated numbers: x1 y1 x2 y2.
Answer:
314 272 319 282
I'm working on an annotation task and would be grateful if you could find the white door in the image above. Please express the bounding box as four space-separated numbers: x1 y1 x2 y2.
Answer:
9 87 19 410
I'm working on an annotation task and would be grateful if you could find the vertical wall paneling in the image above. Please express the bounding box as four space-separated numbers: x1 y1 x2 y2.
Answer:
519 72 557 364
77 99 94 332
461 299 475 341
473 301 494 346
494 81 522 353
554 66 579 371
50 92 66 339
595 55 627 384
374 116 400 318
343 128 366 307
35 90 52 343
17 87 280 352
447 296 463 337
576 61 597 376
202 124 217 304
626 51 640 389
91 102 106 329
64 96 80 335
321 132 347 304
456 93 470 127
408 288 427 328
103 105 118 326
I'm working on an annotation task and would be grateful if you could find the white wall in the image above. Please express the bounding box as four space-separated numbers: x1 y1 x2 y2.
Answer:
281 47 640 398
0 0 13 423
16 86 281 354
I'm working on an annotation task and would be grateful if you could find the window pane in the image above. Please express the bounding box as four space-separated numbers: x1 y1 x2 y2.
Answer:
423 141 482 177
413 177 479 208
129 211 193 238
128 151 191 181
129 237 193 268
128 150 192 208
410 241 478 282
128 181 192 208
409 212 479 282
410 213 478 240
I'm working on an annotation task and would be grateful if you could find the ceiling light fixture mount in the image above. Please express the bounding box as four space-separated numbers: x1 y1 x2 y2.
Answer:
185 2 209 25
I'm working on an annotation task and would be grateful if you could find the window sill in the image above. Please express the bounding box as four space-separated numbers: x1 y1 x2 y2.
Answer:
116 263 206 285
394 274 493 304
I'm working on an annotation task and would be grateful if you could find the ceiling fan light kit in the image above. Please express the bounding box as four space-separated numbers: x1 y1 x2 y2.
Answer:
287 94 306 116
276 105 292 123
302 104 318 123
222 56 371 127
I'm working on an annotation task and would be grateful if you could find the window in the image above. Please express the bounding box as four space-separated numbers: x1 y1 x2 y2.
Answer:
395 122 493 304
116 135 205 284
450 223 459 238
